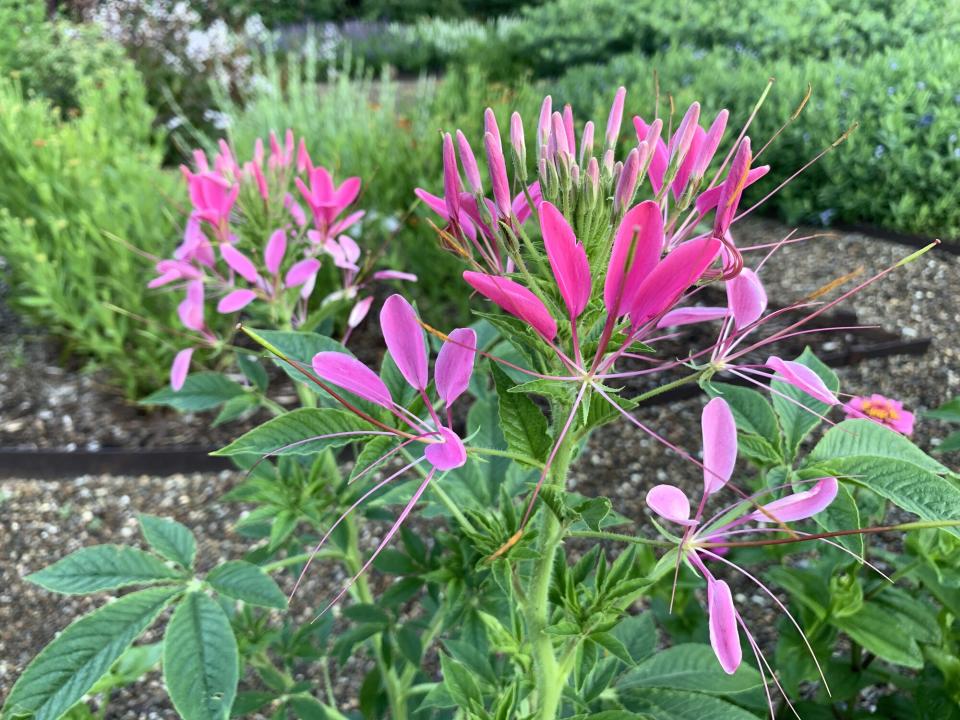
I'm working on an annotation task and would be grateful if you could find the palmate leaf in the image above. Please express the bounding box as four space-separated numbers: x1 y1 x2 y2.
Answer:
206 561 287 609
163 592 239 720
2 586 181 720
138 514 197 569
25 545 183 594
213 408 380 457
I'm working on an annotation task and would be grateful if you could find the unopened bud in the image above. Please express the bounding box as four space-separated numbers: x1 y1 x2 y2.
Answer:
614 148 640 214
456 130 483 194
579 121 595 167
605 86 626 148
510 111 526 175
538 95 553 147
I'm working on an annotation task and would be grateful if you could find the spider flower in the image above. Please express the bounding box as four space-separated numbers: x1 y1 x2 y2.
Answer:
646 397 838 684
844 393 915 435
285 295 476 612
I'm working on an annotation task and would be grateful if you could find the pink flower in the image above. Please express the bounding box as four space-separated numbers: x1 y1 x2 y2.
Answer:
170 348 194 391
295 166 361 232
766 356 839 405
177 280 205 332
463 271 557 341
843 393 915 435
186 172 238 236
540 201 591 319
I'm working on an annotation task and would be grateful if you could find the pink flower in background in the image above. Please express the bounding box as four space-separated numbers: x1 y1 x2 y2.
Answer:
844 393 915 435
295 166 363 237
183 171 238 238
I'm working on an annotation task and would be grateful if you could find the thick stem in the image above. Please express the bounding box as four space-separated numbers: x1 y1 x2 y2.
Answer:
526 433 576 720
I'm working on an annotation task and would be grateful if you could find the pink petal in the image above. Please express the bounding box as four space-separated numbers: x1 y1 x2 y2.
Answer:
373 270 418 282
334 177 361 210
672 125 706 198
629 236 721 328
766 356 839 405
702 397 737 495
415 188 450 219
540 201 591 319
656 306 729 328
605 86 626 146
442 133 461 221
424 427 467 470
645 484 695 525
485 131 512 217
511 182 542 225
435 328 476 407
348 296 374 329
633 116 668 192
380 294 428 391
217 289 257 314
708 579 742 674
264 229 286 275
285 258 321 288
220 244 260 284
713 138 752 236
170 348 194 391
456 130 483 193
177 280 205 331
749 477 839 523
330 210 365 236
463 271 557 341
605 200 664 317
312 351 392 408
726 268 767 329
689 110 729 182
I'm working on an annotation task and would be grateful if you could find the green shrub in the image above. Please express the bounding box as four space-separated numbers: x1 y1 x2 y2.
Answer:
0 70 180 396
553 36 960 238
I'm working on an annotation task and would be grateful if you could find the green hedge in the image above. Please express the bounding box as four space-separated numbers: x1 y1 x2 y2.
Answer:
553 37 960 238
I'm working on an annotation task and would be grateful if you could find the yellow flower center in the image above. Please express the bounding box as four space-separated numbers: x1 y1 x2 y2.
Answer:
860 399 898 421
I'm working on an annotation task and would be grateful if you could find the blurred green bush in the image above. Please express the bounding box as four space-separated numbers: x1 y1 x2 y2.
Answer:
0 66 180 397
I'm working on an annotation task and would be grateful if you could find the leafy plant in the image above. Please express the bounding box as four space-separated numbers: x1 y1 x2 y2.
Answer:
8 83 960 720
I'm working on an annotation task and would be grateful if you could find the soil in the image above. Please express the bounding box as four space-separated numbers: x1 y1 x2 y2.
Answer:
2 218 958 715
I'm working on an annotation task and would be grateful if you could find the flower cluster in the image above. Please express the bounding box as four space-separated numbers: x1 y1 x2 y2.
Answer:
149 131 414 389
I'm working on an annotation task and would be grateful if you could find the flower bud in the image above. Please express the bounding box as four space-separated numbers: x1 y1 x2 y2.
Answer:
456 130 483 194
579 120 595 167
614 147 640 214
562 104 576 159
510 111 527 179
605 86 626 148
538 95 553 147
552 112 570 159
442 132 461 222
484 107 501 147
602 148 615 175
484 131 511 218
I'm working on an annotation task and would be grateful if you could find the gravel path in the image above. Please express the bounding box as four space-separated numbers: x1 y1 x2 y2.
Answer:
2 219 958 714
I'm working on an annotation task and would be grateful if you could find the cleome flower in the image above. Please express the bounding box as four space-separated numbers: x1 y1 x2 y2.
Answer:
645 396 840 712
283 294 477 613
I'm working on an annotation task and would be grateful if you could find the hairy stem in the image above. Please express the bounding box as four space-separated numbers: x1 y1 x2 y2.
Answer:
526 432 576 720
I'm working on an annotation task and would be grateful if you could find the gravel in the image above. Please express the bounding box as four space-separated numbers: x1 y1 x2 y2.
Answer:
2 219 958 714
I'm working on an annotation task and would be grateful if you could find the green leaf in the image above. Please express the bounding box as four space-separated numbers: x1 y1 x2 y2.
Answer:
490 362 550 465
618 644 764 696
833 603 924 669
590 631 635 665
619 687 761 719
813 481 863 558
140 373 246 412
88 642 163 694
350 435 398 482
342 603 390 626
163 592 240 720
2 586 179 720
439 653 483 710
26 545 182 594
939 430 960 452
396 624 423 666
770 348 838 459
236 353 268 392
926 397 960 423
810 419 949 473
736 433 784 466
213 408 378 456
207 561 287 609
139 514 197 569
212 394 259 427
611 613 657 664
705 382 780 444
823 456 960 537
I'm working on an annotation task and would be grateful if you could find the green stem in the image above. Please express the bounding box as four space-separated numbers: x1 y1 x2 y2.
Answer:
430 481 478 535
526 433 576 720
630 371 703 405
569 530 671 547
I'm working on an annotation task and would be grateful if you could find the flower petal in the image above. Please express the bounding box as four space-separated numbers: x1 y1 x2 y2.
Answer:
645 484 695 525
540 201 591 318
656 306 729 328
312 351 393 408
220 243 260 284
217 288 257 314
708 579 742 674
424 427 467 470
348 296 374 329
629 236 721 328
463 271 557 341
605 200 664 317
285 258 321 288
702 397 737 494
766 356 839 405
170 348 194 391
264 229 286 275
380 294 428 391
696 166 770 216
435 328 477 407
726 268 767 329
749 477 839 523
